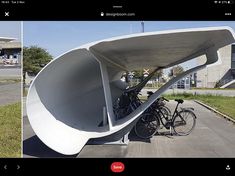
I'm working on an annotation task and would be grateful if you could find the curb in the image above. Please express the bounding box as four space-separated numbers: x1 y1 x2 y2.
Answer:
194 100 235 124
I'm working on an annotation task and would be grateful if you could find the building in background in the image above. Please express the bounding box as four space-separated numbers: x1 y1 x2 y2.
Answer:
196 44 235 88
0 40 21 67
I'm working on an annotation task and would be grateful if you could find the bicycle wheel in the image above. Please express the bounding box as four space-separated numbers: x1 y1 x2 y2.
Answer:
135 113 160 139
173 110 196 136
161 106 171 117
158 106 171 124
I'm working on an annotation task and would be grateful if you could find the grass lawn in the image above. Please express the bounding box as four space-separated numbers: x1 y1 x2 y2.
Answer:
163 93 235 120
0 103 21 157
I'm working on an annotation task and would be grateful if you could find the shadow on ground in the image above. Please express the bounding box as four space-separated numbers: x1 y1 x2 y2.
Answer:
23 135 77 158
129 127 179 141
128 129 151 143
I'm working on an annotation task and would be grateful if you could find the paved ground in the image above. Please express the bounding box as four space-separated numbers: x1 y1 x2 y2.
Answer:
0 83 21 106
23 100 235 158
0 68 21 78
0 68 21 106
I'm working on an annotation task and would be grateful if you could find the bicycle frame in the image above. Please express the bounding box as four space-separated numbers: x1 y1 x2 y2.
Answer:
114 90 142 119
171 102 181 120
154 101 184 129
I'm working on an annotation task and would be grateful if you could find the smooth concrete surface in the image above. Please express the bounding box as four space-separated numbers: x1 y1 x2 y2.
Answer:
197 45 232 88
23 100 235 158
0 68 21 78
0 83 21 106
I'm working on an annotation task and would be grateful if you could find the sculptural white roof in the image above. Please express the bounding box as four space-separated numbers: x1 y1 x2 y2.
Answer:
0 37 16 42
27 27 235 155
89 27 234 70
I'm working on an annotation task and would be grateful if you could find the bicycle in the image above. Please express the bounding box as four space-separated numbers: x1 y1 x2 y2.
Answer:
113 90 161 139
147 91 171 120
135 98 197 139
113 90 142 120
157 99 196 136
134 94 170 139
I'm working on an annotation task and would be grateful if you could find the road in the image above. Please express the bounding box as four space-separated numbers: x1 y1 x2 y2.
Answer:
0 68 21 78
0 83 21 106
23 100 235 158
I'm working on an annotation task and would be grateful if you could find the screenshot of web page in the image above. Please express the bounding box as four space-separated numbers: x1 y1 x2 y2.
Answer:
0 0 234 175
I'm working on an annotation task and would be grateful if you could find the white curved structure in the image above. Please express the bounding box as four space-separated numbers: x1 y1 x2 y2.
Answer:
220 79 235 88
27 27 235 155
0 37 16 42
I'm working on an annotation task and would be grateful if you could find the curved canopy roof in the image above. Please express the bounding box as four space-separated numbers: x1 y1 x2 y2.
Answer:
88 26 235 70
27 26 235 155
0 37 16 43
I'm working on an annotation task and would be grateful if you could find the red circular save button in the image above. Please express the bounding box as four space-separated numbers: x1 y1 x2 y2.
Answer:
111 162 125 173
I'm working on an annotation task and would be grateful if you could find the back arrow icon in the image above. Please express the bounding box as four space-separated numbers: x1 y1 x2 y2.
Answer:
4 165 7 169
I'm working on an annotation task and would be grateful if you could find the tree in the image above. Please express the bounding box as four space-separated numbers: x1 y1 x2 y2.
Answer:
133 69 143 79
152 69 163 80
168 65 184 77
23 46 53 83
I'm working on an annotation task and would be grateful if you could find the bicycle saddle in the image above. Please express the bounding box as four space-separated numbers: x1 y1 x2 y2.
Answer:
175 99 184 104
147 91 154 95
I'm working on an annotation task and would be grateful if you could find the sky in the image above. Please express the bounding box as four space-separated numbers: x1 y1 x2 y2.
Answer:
0 21 21 42
23 21 235 69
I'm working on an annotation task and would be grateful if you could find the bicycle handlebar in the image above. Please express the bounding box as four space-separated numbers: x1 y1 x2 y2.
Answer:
162 97 169 102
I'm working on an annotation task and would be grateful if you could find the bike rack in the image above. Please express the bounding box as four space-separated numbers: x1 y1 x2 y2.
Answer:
89 68 161 145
